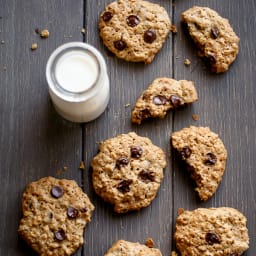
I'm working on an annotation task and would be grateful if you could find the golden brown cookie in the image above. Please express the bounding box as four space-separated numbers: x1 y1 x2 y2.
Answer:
182 6 240 73
99 0 171 64
105 240 162 256
131 77 198 124
91 132 166 213
171 126 227 201
18 176 94 256
174 207 249 255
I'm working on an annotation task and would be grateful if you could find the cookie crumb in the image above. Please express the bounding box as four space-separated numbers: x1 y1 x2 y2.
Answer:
184 58 191 66
145 237 155 248
79 161 85 170
35 28 40 34
40 29 50 38
1 40 5 44
192 114 199 121
170 25 178 34
125 103 131 108
81 28 86 34
56 166 68 175
31 43 38 51
171 251 178 256
178 208 184 215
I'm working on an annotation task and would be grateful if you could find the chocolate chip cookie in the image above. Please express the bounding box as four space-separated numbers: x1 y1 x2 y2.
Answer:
131 77 198 124
182 6 240 73
99 0 171 64
105 240 162 256
91 132 166 213
18 176 94 256
174 207 249 255
171 126 227 201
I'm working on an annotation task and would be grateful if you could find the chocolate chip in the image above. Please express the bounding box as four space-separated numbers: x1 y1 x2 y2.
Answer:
139 109 151 119
114 40 127 51
142 93 151 101
51 186 64 198
131 146 143 158
144 29 156 43
67 206 79 219
116 157 129 169
205 54 217 67
139 170 155 183
211 26 219 39
153 95 167 105
180 146 192 159
170 95 182 108
54 229 66 241
204 153 217 165
102 11 113 22
80 207 88 213
35 28 40 34
126 15 140 27
117 179 132 193
205 232 221 245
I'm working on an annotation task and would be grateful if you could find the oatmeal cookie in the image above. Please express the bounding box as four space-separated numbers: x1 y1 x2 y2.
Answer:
132 77 198 124
171 126 227 201
18 176 94 256
105 240 162 256
182 6 240 73
99 0 171 64
91 132 166 213
174 207 249 255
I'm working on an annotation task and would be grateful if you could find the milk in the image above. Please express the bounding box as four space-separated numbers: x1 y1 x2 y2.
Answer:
46 42 110 123
55 51 98 93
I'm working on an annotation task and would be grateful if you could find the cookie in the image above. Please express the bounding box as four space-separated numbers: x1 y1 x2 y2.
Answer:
181 6 240 73
99 0 171 64
18 176 94 256
171 126 227 201
105 240 162 256
131 77 198 124
174 207 249 255
91 132 166 213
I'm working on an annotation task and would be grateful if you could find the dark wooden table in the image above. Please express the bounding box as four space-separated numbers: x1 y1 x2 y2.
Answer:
0 0 255 255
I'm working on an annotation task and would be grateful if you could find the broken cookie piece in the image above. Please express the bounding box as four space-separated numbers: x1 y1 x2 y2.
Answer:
171 126 227 201
132 78 198 124
181 6 239 73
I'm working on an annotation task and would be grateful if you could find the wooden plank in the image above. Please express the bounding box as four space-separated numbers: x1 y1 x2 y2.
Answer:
83 0 174 255
173 0 256 254
0 1 83 256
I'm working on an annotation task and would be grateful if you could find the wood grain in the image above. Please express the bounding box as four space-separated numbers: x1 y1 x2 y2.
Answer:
0 0 255 255
0 1 83 256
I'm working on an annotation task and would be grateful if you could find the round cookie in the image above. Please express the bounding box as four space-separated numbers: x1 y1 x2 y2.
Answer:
181 6 240 73
91 132 166 213
105 240 162 256
99 0 171 64
171 126 227 201
18 176 94 256
132 77 198 124
174 207 249 255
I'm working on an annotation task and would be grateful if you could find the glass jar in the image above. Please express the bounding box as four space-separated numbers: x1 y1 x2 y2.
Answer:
46 42 110 123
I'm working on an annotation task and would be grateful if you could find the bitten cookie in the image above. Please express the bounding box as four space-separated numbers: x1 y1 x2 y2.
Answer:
131 77 198 124
171 126 227 201
174 207 249 255
91 132 166 213
18 176 94 256
181 6 240 73
99 0 171 64
105 240 162 256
